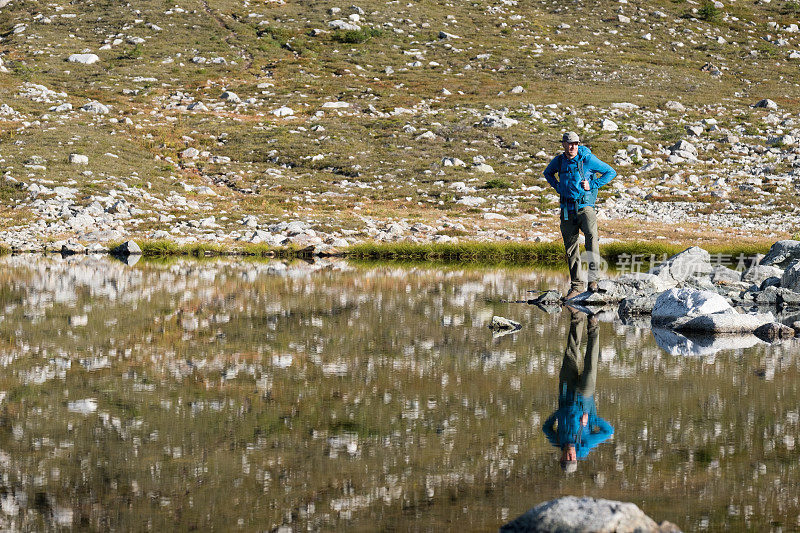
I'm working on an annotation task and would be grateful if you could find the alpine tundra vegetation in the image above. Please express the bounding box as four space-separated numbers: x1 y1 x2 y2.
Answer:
1 0 800 251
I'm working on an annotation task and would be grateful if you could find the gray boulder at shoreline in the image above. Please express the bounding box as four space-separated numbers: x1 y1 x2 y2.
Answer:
558 242 800 339
760 240 800 268
500 496 681 532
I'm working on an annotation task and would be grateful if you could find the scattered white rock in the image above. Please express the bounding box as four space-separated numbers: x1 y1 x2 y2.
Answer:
754 98 778 110
221 90 241 103
600 118 618 131
67 53 100 65
81 101 109 114
273 106 294 117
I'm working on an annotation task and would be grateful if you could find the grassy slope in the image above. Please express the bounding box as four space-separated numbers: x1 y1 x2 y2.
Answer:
0 0 798 244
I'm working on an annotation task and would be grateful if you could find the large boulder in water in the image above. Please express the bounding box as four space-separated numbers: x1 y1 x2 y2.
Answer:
500 496 681 532
652 288 731 326
649 247 712 287
652 288 773 333
760 240 800 268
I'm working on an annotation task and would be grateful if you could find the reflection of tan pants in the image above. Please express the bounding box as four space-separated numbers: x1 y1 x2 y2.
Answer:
560 206 599 290
559 316 599 398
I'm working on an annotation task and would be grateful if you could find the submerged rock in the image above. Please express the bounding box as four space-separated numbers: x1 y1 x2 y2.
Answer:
501 496 681 532
489 316 521 331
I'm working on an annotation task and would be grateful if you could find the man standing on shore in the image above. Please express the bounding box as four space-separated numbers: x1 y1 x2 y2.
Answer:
543 132 616 300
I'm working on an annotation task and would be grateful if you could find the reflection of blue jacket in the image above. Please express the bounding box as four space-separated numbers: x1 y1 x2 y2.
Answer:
543 146 616 216
542 387 614 459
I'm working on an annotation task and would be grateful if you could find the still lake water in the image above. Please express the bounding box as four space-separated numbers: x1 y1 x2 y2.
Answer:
0 254 798 531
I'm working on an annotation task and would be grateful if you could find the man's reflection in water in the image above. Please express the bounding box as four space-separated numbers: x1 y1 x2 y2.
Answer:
542 310 614 472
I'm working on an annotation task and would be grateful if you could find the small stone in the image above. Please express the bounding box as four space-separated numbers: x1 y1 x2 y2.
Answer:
110 240 142 256
67 53 100 65
664 100 686 112
480 114 518 128
754 98 778 110
685 125 704 136
81 101 109 114
68 154 88 165
329 19 361 31
181 147 200 159
600 118 618 131
273 106 294 117
442 157 466 167
221 90 241 103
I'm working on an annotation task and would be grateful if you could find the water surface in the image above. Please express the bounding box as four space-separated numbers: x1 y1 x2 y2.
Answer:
0 255 797 531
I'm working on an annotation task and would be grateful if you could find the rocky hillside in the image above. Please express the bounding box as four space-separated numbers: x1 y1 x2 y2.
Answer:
1 0 799 250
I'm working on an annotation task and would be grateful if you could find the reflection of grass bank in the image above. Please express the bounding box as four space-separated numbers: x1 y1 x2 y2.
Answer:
347 241 774 266
0 244 10 256
347 242 567 264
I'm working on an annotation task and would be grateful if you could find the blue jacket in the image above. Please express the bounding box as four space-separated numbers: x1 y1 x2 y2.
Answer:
543 146 616 216
542 389 614 459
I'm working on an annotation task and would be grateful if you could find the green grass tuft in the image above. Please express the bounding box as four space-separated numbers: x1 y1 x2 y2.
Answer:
481 179 512 189
697 2 722 21
332 28 382 44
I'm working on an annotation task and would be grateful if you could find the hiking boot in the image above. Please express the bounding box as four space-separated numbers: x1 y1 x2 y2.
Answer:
564 288 582 300
587 281 599 293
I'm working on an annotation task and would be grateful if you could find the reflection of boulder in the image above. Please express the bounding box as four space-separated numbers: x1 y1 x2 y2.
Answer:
489 315 521 330
652 327 761 356
753 322 795 343
501 496 677 532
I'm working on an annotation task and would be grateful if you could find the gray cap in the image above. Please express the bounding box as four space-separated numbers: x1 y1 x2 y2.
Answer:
562 131 580 143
